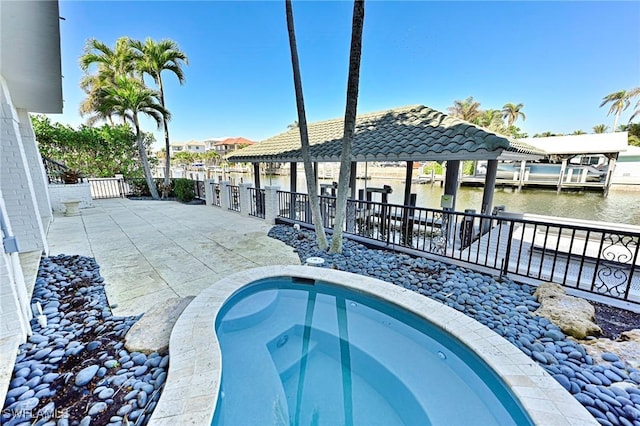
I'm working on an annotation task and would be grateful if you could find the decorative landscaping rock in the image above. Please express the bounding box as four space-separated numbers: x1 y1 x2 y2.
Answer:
75 365 99 387
1 255 168 426
124 296 195 354
533 282 602 339
581 329 640 369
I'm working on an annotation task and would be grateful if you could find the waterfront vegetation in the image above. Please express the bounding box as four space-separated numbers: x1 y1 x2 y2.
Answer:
31 115 154 178
446 97 527 138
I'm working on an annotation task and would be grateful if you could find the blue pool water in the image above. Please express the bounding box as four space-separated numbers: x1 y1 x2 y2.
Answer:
212 277 533 426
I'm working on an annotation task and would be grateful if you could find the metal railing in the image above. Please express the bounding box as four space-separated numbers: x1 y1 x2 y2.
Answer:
42 157 85 184
228 185 240 212
88 178 128 199
276 191 640 304
248 187 266 218
194 180 205 200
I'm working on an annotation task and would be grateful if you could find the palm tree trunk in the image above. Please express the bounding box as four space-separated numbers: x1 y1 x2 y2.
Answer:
330 0 365 254
134 113 160 199
157 76 172 196
285 0 328 250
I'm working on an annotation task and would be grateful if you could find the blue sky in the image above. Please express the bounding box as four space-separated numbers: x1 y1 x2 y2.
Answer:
51 1 640 149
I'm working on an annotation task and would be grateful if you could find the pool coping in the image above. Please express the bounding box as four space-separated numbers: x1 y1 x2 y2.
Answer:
148 265 598 426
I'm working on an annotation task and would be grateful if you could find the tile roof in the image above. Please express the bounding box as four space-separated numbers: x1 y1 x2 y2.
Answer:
215 137 255 146
227 105 545 163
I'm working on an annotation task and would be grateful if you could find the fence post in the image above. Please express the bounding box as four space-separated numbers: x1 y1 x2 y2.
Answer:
220 181 231 210
204 179 215 206
264 186 280 225
238 183 253 217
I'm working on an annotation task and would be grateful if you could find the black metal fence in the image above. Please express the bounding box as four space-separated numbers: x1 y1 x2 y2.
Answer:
228 185 240 212
248 187 266 218
194 180 205 200
276 191 640 305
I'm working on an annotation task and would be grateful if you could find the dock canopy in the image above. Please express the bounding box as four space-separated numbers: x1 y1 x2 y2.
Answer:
226 105 544 163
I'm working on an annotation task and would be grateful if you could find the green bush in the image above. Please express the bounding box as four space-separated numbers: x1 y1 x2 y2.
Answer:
423 161 444 174
173 178 195 203
126 178 166 197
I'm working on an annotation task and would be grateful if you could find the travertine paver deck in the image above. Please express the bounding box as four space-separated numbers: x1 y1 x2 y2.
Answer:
46 198 300 316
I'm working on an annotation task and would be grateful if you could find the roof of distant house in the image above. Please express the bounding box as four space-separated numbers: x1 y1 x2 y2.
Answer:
214 137 255 147
227 105 544 163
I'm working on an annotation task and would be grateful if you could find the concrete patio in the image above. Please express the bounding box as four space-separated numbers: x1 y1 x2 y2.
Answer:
46 198 301 316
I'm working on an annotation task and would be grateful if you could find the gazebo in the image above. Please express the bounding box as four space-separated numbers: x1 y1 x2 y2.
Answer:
227 104 544 216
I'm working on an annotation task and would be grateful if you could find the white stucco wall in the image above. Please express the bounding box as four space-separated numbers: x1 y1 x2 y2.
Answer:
17 108 53 226
48 183 93 212
0 195 30 341
0 77 48 253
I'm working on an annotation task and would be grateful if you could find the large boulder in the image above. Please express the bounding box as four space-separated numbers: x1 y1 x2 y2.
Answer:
534 282 602 339
580 329 640 369
125 296 195 354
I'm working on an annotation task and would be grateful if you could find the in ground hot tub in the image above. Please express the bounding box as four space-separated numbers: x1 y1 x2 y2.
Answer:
149 266 597 426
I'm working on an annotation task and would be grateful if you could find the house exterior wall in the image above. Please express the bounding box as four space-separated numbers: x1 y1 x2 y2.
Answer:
0 195 31 341
17 108 52 228
0 77 48 253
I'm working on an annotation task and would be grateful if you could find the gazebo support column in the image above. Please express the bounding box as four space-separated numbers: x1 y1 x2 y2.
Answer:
253 163 262 215
402 161 414 244
290 162 297 193
253 163 261 188
481 159 498 233
403 161 413 206
346 162 357 233
349 162 357 200
443 160 460 243
443 160 460 211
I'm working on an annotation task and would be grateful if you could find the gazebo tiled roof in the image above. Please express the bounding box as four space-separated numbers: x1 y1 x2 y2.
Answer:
227 105 544 163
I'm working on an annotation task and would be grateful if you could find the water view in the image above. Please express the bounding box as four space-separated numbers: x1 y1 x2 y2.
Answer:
212 173 639 227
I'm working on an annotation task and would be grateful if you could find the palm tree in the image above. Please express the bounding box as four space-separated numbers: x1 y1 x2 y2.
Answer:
600 90 633 131
501 103 526 127
97 76 170 199
447 97 482 122
628 87 640 123
593 124 609 134
330 0 365 254
285 0 328 250
130 38 188 197
572 130 586 135
474 109 506 133
79 37 137 124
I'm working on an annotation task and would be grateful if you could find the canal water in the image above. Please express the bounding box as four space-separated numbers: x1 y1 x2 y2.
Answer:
198 171 640 227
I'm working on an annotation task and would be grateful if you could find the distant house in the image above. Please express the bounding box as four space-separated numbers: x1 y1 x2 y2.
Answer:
203 138 224 151
184 140 206 153
170 140 206 155
211 137 255 158
169 142 185 154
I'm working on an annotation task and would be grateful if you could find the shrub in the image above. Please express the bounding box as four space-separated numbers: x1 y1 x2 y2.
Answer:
172 178 195 203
